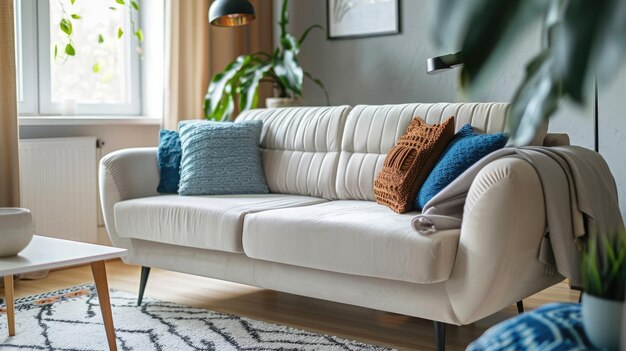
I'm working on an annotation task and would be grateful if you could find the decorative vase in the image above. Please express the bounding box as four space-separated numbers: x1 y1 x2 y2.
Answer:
0 208 35 257
265 97 301 109
582 293 624 351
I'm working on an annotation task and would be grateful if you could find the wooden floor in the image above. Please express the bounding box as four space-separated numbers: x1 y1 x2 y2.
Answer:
1 259 579 350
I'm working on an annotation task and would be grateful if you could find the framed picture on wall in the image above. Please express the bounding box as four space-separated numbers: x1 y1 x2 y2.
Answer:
327 0 400 40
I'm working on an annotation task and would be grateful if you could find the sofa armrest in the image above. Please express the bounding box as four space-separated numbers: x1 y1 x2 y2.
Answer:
445 157 563 324
99 147 160 256
543 133 570 147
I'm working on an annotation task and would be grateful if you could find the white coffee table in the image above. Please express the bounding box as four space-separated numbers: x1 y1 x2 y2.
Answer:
0 235 127 351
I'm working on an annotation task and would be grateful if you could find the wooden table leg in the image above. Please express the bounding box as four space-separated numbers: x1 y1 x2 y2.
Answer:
91 261 117 351
3 275 15 336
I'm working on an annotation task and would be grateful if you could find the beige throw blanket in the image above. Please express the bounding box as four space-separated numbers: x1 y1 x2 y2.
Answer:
412 146 624 287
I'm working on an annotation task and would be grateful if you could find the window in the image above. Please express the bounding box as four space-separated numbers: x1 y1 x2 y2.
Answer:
16 0 141 116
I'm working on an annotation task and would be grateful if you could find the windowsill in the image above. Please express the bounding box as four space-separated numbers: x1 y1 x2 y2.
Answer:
19 116 162 126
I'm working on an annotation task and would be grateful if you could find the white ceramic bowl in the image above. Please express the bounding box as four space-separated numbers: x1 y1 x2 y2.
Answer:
0 208 35 257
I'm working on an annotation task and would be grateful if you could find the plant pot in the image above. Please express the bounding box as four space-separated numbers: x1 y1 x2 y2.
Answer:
582 293 624 351
265 97 301 109
0 208 35 257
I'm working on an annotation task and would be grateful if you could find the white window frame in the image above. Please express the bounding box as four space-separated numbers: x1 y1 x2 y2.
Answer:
17 0 142 116
16 0 38 115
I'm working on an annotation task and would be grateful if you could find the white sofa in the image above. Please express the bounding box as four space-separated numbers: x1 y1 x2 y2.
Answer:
100 103 568 350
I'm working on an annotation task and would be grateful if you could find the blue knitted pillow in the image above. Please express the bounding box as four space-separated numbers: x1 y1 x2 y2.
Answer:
157 129 182 193
416 124 508 210
178 120 269 196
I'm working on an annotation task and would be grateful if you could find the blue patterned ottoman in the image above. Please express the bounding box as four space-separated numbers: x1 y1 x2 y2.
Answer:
468 303 596 350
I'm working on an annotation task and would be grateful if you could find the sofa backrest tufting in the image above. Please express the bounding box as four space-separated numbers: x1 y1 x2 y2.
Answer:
237 102 548 201
236 105 352 199
335 102 547 201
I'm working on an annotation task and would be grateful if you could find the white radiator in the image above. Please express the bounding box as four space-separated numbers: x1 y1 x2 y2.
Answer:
19 137 98 243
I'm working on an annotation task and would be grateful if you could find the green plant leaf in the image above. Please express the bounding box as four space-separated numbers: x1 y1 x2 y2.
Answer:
304 71 330 105
458 0 549 91
60 18 72 35
204 55 251 120
580 232 626 300
507 51 561 146
207 82 236 122
115 0 125 4
279 0 289 38
98 34 104 44
280 33 299 54
239 64 272 112
117 28 124 39
273 50 303 97
135 29 144 42
553 0 626 104
583 253 603 296
54 45 58 59
250 51 273 60
70 0 75 4
593 0 626 85
65 43 75 56
553 0 606 103
298 24 323 46
92 63 101 73
542 0 567 47
70 14 81 20
109 6 117 10
583 234 604 296
131 0 140 11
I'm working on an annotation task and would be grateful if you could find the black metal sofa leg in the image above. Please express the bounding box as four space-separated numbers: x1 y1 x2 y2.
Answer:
434 321 446 351
137 266 151 306
516 300 524 314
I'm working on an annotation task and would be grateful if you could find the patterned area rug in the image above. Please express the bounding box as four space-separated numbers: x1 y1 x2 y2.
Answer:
0 284 393 350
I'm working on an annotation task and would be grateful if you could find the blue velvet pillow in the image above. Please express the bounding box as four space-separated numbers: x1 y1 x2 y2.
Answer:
157 129 182 193
416 124 508 210
178 120 269 196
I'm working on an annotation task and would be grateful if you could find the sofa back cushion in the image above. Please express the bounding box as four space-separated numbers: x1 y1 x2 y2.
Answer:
236 106 352 199
336 102 546 201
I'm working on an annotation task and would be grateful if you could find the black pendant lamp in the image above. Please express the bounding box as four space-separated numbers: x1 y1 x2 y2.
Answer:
209 0 256 27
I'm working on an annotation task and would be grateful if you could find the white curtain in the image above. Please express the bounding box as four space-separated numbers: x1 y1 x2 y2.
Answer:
0 0 20 208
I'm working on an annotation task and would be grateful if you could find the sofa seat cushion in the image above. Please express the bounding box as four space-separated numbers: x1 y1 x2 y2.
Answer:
242 200 460 284
114 194 327 253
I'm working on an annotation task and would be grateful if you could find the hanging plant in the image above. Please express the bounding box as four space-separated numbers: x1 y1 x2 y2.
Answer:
54 0 143 68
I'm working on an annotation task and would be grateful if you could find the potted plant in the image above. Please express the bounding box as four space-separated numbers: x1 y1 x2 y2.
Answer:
203 0 328 121
581 232 626 351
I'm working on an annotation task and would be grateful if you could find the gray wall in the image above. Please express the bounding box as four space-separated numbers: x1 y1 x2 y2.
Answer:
600 64 626 219
277 0 626 217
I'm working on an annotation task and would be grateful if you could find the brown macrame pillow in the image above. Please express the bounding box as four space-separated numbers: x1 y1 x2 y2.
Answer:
374 116 455 213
